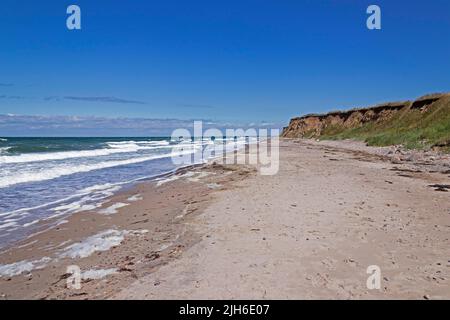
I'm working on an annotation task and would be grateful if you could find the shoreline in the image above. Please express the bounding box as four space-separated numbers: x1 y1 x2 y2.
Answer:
1 139 449 299
0 152 256 299
0 162 206 253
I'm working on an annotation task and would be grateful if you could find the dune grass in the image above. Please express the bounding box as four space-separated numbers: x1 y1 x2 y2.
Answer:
319 96 450 150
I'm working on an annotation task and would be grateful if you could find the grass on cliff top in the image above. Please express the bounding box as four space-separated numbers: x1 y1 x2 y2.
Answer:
319 96 450 150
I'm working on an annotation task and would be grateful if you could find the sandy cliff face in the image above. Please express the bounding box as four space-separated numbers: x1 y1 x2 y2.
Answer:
281 94 447 138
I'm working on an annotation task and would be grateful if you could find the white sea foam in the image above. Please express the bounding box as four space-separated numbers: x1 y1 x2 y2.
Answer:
60 229 148 259
60 229 128 259
0 177 153 220
0 145 146 164
0 139 171 164
0 138 7 142
0 257 51 277
0 149 196 189
56 220 69 226
107 140 169 146
81 268 117 280
156 171 196 186
107 140 170 149
98 202 129 215
51 185 121 215
0 183 122 218
22 219 40 228
80 183 121 194
53 201 104 215
127 194 143 202
145 140 169 146
16 240 38 249
0 221 18 230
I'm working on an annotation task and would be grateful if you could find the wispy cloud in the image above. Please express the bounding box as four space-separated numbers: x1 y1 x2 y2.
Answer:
0 95 26 100
1 95 146 105
64 96 146 105
0 114 283 137
43 96 61 101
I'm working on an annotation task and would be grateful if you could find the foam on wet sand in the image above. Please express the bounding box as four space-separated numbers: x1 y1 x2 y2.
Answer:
60 229 128 259
98 203 129 215
0 257 51 277
81 268 118 280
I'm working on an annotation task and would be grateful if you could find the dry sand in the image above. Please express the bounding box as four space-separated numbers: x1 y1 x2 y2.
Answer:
1 139 449 299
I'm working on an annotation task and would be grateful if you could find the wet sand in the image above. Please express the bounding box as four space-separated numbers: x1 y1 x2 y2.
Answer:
1 139 449 299
0 162 255 299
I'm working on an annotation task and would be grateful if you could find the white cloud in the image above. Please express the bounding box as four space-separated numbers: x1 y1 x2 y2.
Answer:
0 114 283 137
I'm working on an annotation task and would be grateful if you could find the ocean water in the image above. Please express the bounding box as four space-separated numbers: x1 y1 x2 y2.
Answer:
0 137 246 249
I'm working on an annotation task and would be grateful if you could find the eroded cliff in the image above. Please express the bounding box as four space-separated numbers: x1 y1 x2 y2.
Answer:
281 93 450 149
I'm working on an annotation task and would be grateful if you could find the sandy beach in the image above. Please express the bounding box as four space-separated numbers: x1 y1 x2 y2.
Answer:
1 139 449 299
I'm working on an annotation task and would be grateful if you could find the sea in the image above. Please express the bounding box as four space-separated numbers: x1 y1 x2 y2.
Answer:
0 137 245 249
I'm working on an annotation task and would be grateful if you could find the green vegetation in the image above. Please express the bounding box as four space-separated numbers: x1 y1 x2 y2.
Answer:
319 96 450 150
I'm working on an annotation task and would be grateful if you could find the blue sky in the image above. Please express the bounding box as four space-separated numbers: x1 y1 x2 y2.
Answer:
1 0 450 130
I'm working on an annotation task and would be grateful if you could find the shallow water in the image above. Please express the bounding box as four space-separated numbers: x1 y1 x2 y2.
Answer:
0 137 247 248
